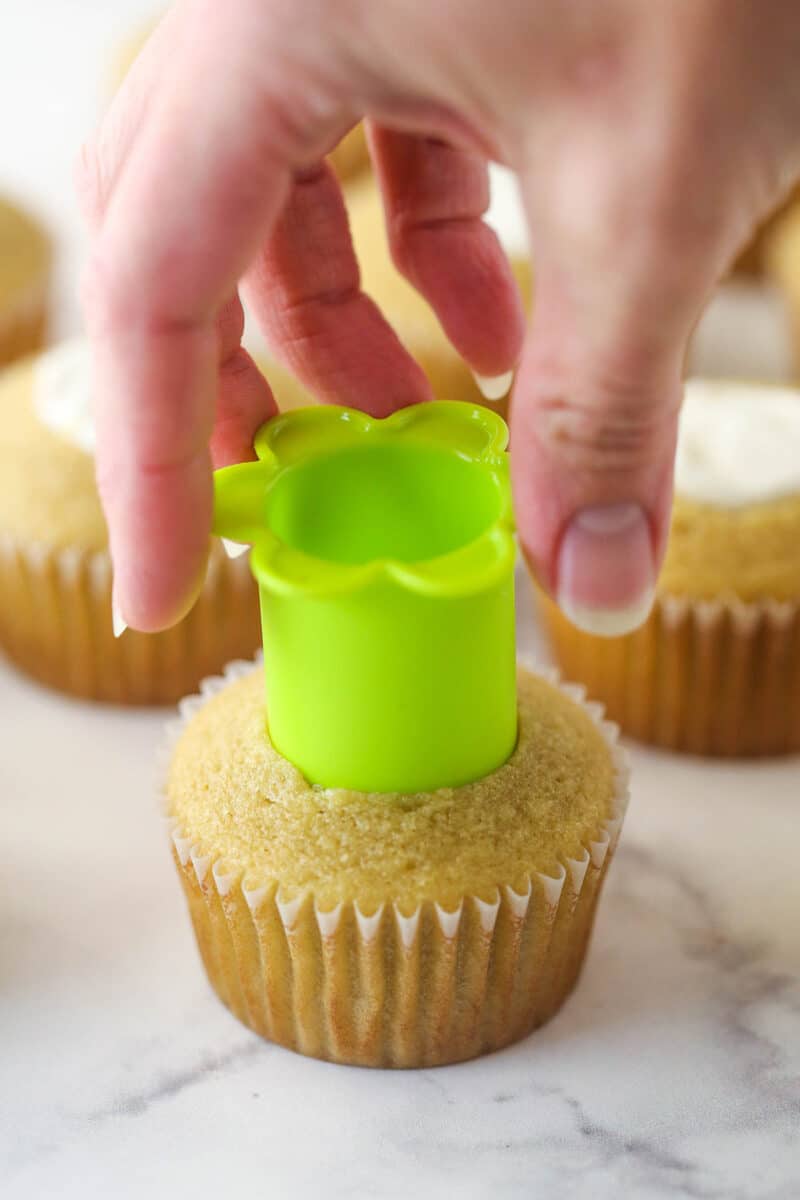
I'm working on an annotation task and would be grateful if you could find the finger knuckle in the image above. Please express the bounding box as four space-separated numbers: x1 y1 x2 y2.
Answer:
532 384 674 477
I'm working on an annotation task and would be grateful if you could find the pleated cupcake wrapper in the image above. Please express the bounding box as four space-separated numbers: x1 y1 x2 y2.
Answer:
0 275 49 367
542 591 800 756
164 658 629 1068
0 536 261 705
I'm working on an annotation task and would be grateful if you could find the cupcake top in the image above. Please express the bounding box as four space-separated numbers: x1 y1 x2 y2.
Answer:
662 379 800 600
0 345 107 551
167 665 618 912
0 338 318 553
0 197 51 308
675 379 800 506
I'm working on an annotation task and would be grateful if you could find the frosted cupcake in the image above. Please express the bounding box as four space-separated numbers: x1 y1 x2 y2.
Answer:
541 379 800 756
0 196 51 368
164 401 628 1067
0 340 261 704
348 166 533 416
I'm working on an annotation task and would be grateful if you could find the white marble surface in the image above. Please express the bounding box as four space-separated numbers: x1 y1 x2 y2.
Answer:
2 575 799 1200
2 4 800 1197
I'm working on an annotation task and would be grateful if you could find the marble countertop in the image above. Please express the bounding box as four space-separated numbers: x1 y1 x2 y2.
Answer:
2 575 799 1200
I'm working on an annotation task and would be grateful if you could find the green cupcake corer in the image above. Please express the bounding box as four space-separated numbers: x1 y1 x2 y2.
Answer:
212 401 517 794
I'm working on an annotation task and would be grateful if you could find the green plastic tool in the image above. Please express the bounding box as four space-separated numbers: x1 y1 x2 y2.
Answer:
212 401 517 794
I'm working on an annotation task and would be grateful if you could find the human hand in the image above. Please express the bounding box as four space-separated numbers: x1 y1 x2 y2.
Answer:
79 0 800 634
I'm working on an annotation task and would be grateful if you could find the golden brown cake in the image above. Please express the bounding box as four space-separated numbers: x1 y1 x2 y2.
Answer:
0 197 51 368
166 661 628 1068
0 342 262 704
540 379 800 756
348 167 533 419
734 185 800 278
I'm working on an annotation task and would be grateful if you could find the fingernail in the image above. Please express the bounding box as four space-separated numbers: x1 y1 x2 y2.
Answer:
557 503 656 637
471 369 514 402
221 537 250 559
112 597 128 639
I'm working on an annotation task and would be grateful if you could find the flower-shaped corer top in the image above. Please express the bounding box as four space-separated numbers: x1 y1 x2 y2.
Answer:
213 401 517 794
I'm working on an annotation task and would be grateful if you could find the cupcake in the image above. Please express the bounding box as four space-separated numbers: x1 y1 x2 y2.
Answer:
540 379 800 757
0 340 261 704
348 165 533 416
765 198 800 376
164 400 628 1068
0 196 51 368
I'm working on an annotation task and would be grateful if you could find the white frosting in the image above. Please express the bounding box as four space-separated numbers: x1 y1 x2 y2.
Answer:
485 165 530 258
33 337 95 455
676 379 800 507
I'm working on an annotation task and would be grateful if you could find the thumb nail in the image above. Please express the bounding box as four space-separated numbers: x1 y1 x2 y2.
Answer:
556 503 656 637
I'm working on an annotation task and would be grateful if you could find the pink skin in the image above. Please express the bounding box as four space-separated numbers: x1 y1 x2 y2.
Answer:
79 0 800 633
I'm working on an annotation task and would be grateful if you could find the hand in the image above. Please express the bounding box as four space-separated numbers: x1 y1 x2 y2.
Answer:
79 0 800 634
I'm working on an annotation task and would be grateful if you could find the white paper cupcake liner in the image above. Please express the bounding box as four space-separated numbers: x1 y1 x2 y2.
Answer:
0 537 261 705
543 591 800 756
163 657 629 1067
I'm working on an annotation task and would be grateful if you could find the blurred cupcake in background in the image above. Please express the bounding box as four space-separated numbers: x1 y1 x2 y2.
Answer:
327 122 370 184
684 187 800 388
164 400 628 1067
766 197 800 379
0 196 51 368
0 340 262 704
539 379 800 757
347 165 533 418
733 185 800 278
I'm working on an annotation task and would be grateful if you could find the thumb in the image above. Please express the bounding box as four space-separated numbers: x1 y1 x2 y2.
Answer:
511 235 690 637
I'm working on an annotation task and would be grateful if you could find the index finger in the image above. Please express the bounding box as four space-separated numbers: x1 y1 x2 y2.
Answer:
82 2 345 631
